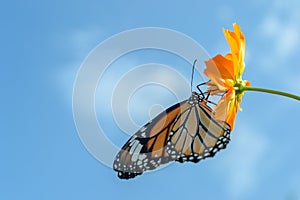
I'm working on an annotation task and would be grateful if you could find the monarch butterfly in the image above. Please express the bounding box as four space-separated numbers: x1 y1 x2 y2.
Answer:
113 62 231 179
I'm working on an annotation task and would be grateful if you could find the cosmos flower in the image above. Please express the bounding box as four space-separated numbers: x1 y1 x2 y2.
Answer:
204 23 250 130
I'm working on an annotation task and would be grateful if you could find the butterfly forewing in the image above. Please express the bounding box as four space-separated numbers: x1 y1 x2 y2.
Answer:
113 92 231 179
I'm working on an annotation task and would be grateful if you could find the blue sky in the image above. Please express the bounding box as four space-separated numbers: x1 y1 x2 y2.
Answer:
1 1 300 200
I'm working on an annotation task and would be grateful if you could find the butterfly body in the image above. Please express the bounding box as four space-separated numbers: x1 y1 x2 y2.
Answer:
113 92 231 179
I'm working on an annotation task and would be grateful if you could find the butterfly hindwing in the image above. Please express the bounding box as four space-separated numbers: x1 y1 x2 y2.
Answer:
169 98 231 163
163 92 231 163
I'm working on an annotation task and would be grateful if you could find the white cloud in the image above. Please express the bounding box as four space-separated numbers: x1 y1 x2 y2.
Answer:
108 63 190 134
216 5 234 23
56 67 86 110
252 1 300 90
55 27 106 107
250 1 299 71
276 26 299 58
260 15 280 37
214 123 270 199
260 15 300 59
283 71 300 93
68 27 105 56
56 26 197 140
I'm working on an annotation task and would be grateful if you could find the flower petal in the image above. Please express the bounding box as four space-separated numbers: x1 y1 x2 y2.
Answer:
223 23 246 78
204 54 235 91
214 94 237 130
213 96 229 122
226 100 237 130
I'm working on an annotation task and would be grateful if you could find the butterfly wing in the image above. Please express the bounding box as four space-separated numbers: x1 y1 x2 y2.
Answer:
113 92 231 179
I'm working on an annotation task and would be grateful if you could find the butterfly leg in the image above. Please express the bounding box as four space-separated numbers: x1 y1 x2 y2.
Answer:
196 81 209 99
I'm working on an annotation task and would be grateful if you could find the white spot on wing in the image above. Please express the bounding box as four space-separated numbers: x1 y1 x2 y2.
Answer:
131 144 143 162
138 154 147 160
129 135 137 144
129 140 140 155
140 126 147 132
141 132 146 137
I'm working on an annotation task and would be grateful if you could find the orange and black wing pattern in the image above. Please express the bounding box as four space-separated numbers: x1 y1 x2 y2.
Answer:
113 92 231 179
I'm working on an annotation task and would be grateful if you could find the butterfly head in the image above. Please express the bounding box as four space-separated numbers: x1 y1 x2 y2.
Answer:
188 92 202 105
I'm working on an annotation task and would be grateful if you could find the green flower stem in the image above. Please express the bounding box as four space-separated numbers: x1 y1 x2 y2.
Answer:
241 86 300 101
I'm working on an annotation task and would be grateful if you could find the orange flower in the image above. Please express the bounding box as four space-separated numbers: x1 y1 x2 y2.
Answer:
204 23 250 130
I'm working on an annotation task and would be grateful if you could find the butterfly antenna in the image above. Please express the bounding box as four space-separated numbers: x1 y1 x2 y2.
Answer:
190 59 197 93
